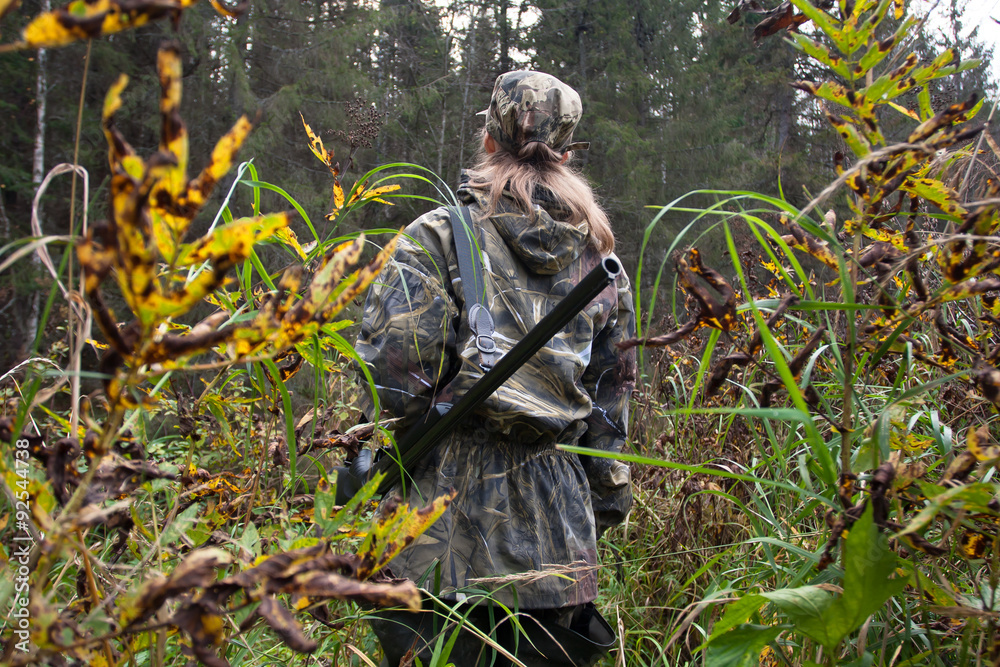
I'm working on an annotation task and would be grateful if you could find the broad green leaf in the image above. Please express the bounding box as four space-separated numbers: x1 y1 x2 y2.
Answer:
708 594 767 641
898 178 966 218
918 82 934 119
761 585 837 649
841 654 876 667
705 624 786 667
828 505 908 642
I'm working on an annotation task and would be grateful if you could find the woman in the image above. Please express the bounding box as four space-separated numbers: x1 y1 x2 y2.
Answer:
354 70 636 666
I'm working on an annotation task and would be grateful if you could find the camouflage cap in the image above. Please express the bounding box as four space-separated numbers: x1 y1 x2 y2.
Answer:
480 71 590 155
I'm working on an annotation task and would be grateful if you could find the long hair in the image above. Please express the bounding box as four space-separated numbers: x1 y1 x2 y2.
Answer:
468 130 615 254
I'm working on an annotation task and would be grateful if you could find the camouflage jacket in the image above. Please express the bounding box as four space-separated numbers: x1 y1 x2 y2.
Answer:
355 173 636 609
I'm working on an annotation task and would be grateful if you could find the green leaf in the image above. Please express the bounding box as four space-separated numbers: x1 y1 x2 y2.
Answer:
313 480 339 534
237 521 261 559
858 19 916 73
709 594 767 641
825 504 907 649
788 33 851 79
827 113 872 158
738 506 906 653
761 586 837 648
161 502 202 546
791 0 846 54
918 83 934 119
841 653 875 667
897 483 997 537
898 178 966 218
705 624 787 667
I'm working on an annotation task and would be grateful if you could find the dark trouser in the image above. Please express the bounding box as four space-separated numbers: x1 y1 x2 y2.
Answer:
371 598 615 667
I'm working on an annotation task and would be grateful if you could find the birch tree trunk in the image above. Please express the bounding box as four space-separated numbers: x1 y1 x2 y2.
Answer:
457 2 481 171
26 0 50 357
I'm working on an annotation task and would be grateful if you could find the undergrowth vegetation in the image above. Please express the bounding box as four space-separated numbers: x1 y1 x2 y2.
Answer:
1 1 999 666
593 1 1000 665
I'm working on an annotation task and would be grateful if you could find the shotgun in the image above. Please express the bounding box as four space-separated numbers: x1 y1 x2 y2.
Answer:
336 256 622 501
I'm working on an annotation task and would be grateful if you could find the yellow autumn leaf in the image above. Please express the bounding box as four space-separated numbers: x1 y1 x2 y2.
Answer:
355 489 456 580
300 112 328 164
321 232 400 320
887 101 919 120
102 73 128 123
133 270 217 326
960 531 989 559
180 213 290 267
186 115 252 210
967 425 1000 462
150 208 182 263
154 44 189 199
361 183 401 204
274 226 308 260
22 0 114 49
19 0 215 50
333 181 345 210
271 235 364 333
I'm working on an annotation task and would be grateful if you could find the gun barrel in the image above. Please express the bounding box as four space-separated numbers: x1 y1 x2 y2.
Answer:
375 256 622 494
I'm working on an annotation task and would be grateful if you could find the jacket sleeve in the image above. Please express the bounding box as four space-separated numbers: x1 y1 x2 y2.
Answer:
354 211 459 426
579 266 637 536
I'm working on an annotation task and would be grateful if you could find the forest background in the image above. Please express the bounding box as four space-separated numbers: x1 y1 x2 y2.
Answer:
1 0 992 369
2 0 1000 665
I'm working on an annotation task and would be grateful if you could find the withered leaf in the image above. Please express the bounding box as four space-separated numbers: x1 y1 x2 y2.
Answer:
782 222 839 270
679 249 737 332
223 543 356 589
898 532 948 557
254 596 318 654
619 250 736 350
908 94 981 144
172 599 230 667
727 0 764 24
268 437 289 467
705 294 799 398
761 327 826 407
838 472 858 509
940 451 979 487
279 570 421 611
751 1 809 44
126 547 233 627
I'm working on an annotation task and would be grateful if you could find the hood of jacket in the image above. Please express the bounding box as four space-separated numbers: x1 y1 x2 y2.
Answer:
457 171 588 275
